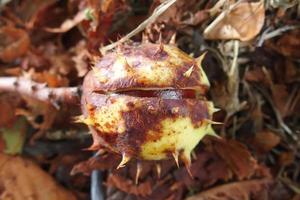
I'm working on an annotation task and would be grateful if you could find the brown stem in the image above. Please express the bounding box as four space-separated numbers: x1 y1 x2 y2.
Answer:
0 77 81 106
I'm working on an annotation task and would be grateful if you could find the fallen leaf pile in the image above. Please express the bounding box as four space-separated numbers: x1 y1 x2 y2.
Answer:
0 0 299 199
204 1 265 41
0 153 76 200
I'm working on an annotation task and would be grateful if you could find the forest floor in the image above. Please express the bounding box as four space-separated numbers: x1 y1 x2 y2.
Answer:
0 0 300 200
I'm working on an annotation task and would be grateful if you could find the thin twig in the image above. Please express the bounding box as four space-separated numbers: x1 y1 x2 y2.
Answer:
100 0 177 54
262 25 300 40
0 77 80 107
221 40 244 137
204 0 243 37
254 85 297 142
208 0 227 16
257 25 300 46
285 85 300 115
229 40 240 76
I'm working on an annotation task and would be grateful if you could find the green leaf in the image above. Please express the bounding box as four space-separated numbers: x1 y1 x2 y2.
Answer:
0 117 27 155
84 8 95 21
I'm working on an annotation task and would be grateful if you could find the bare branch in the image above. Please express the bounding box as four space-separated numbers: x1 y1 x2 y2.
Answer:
0 77 80 106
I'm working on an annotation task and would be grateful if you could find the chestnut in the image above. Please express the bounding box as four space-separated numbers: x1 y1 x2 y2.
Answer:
78 43 217 173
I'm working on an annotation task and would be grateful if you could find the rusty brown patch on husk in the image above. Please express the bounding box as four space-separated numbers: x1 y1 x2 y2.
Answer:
82 90 211 157
91 43 209 92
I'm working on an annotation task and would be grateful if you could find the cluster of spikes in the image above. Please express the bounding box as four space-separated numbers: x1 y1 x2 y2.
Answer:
77 118 221 184
78 33 221 183
115 123 220 184
96 148 196 184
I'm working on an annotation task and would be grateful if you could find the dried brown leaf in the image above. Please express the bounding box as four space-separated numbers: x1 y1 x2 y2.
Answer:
253 130 281 153
212 138 257 179
15 0 57 24
31 71 69 87
244 67 267 84
71 153 119 175
0 153 76 200
0 26 30 63
25 0 66 29
0 93 21 127
175 150 231 188
0 139 4 153
276 30 300 58
106 174 152 197
183 10 210 26
204 2 265 41
185 178 272 200
278 151 295 166
15 99 58 141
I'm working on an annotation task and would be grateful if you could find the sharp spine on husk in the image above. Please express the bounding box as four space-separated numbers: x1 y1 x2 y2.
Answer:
213 107 221 113
205 119 223 125
172 152 180 168
195 52 207 67
183 64 194 77
117 153 131 169
169 33 176 45
135 162 142 184
156 163 161 178
181 152 193 178
142 33 150 43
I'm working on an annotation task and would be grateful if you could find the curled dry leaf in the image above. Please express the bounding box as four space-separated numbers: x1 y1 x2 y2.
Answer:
106 174 152 197
14 0 57 24
211 138 258 180
185 178 272 200
15 94 58 141
204 1 265 41
0 153 76 200
0 26 30 62
31 71 69 87
0 93 21 127
175 150 231 188
275 30 300 58
244 67 267 84
252 130 281 153
71 153 120 175
278 151 295 166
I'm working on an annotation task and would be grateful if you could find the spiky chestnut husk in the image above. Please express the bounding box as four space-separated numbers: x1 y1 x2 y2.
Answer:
79 42 216 170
